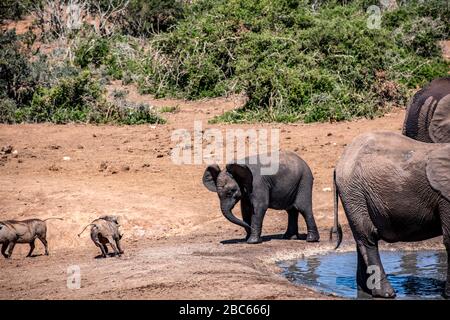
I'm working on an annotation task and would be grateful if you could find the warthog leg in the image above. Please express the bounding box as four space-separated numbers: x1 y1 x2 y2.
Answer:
27 240 36 257
108 237 120 257
116 239 124 254
1 242 9 258
6 242 15 258
38 236 49 255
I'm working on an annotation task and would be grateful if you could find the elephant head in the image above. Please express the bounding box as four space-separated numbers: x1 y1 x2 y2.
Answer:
202 163 253 230
429 94 450 143
403 77 450 143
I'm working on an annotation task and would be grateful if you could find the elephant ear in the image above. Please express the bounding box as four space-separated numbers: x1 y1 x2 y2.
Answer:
426 146 450 202
226 163 253 193
202 164 221 192
429 94 450 143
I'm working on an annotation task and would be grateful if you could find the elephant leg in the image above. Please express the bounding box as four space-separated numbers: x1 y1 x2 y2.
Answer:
247 202 268 244
443 234 450 299
343 196 395 298
27 240 36 257
102 244 109 255
6 242 16 258
240 197 253 240
1 242 9 258
355 240 395 298
294 177 320 242
439 201 450 298
283 209 300 239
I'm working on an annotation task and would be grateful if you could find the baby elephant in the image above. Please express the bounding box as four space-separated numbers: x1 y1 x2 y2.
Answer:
78 215 124 258
0 218 63 258
203 151 320 244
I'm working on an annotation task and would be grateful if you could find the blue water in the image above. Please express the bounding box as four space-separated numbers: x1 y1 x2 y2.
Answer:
278 250 447 299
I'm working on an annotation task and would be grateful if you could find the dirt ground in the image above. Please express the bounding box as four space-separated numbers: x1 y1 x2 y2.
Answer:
0 90 445 300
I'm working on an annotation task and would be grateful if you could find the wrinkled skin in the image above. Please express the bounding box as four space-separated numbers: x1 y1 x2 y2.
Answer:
203 151 320 244
81 216 124 258
332 131 450 298
403 77 450 143
0 218 61 258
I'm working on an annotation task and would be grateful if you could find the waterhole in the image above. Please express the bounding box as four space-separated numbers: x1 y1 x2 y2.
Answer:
278 250 447 299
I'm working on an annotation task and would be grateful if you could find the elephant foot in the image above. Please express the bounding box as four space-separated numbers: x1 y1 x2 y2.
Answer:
371 281 396 299
282 232 301 240
306 230 320 242
443 287 450 299
246 235 262 244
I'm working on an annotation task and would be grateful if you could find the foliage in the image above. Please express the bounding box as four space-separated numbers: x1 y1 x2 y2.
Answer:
135 0 449 123
0 0 39 21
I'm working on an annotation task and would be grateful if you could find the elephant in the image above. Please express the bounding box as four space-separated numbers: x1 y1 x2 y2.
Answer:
78 215 124 258
202 151 320 244
0 218 63 258
403 77 450 143
330 131 450 298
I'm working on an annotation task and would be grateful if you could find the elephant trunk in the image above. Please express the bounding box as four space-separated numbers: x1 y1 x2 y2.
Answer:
220 205 251 230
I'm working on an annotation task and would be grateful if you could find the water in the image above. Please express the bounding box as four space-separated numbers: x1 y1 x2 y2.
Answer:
279 250 447 299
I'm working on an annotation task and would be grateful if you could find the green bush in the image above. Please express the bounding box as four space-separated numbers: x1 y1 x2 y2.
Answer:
0 0 38 21
121 0 186 35
135 0 449 123
0 98 18 124
15 70 165 124
74 36 111 68
0 30 36 106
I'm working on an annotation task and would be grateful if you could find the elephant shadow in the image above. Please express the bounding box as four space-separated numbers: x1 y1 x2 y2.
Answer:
220 233 308 245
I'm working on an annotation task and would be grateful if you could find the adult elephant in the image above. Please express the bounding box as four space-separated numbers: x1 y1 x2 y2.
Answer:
403 77 450 143
330 131 450 298
203 151 320 244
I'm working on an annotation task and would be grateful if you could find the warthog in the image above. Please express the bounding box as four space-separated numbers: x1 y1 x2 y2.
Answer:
78 215 124 258
0 218 63 258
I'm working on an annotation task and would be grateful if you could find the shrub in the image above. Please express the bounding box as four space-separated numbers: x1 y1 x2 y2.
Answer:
74 35 111 68
15 70 165 124
0 98 18 124
121 0 186 35
17 70 105 123
0 30 36 106
0 0 39 21
141 0 448 123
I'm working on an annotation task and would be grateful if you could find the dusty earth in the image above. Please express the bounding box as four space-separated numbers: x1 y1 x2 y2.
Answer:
0 87 446 300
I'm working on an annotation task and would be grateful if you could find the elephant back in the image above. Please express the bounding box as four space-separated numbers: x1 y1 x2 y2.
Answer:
403 77 450 143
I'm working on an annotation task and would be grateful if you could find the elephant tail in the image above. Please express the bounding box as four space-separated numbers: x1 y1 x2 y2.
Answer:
329 169 343 249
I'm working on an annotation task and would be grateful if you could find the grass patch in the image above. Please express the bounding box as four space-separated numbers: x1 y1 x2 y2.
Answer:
159 105 180 113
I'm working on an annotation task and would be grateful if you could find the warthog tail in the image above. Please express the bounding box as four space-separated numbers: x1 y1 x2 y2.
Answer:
77 224 96 237
43 217 64 222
